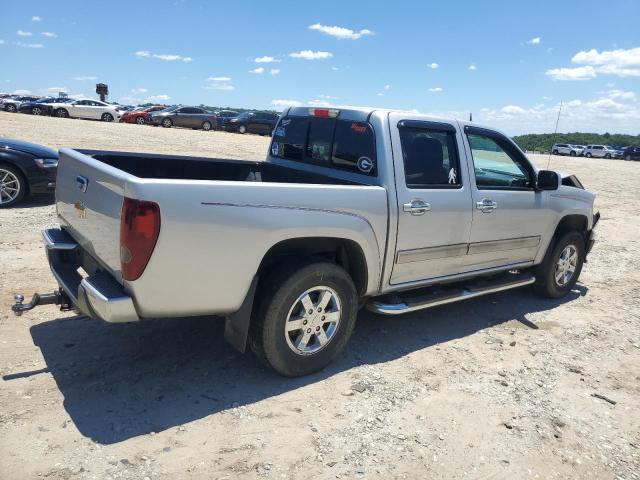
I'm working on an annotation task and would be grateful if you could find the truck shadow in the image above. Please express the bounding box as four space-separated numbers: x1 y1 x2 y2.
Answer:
11 285 585 444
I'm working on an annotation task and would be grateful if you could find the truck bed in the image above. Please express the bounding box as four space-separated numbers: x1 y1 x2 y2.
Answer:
84 150 364 185
55 148 388 319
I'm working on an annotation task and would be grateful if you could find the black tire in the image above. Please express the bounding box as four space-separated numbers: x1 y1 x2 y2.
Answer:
238 124 247 134
625 155 631 161
162 118 172 128
249 262 358 377
5 104 17 113
552 150 558 155
534 231 585 298
101 112 114 122
604 153 611 159
56 108 69 118
201 121 212 131
32 106 43 116
135 116 146 125
586 152 592 158
0 163 27 208
570 150 576 157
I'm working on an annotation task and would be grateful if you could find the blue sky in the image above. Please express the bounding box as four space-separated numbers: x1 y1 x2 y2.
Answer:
1 0 639 135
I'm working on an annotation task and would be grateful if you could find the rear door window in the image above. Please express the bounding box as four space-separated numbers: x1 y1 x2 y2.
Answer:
271 116 377 175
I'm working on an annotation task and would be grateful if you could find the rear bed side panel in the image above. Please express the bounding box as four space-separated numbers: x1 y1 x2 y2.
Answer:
124 179 388 318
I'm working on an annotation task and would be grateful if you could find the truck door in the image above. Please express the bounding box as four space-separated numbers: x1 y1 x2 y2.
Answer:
461 125 547 270
389 115 473 284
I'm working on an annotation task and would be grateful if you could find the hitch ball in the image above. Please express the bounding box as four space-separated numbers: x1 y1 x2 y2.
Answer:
13 295 25 316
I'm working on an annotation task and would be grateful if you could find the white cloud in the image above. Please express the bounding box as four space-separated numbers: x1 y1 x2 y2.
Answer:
272 99 302 109
384 84 391 90
0 39 4 44
32 16 41 21
41 32 57 38
331 66 339 71
428 87 443 92
289 50 333 60
73 76 97 81
135 50 192 62
427 62 439 69
249 67 265 74
131 87 148 94
376 93 384 96
477 90 639 134
254 56 280 63
13 89 32 95
308 23 373 40
205 76 234 90
17 30 32 36
571 47 640 77
545 65 596 81
146 94 170 103
270 68 280 75
526 37 541 45
16 42 43 48
468 64 477 71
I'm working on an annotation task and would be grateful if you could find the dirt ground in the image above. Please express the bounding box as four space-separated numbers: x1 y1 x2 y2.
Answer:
0 111 639 480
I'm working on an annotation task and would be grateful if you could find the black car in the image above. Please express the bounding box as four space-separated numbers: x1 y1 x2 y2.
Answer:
2 95 41 113
18 97 74 115
215 109 239 129
0 138 58 207
226 111 279 135
622 146 640 161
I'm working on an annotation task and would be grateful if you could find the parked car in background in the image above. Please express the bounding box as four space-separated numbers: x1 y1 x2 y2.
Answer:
120 105 165 124
611 147 626 159
2 95 41 113
0 137 58 207
18 97 74 115
551 144 583 156
148 105 217 130
215 110 239 130
622 146 640 161
583 145 617 159
51 99 123 122
226 111 279 135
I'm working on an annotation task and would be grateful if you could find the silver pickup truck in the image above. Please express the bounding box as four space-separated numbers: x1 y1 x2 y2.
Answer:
13 107 599 376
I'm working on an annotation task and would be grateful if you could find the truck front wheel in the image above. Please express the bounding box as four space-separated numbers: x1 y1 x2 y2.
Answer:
249 262 358 377
534 231 585 298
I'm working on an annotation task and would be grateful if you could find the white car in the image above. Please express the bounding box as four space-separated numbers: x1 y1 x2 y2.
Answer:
583 145 616 159
50 99 122 122
551 143 583 157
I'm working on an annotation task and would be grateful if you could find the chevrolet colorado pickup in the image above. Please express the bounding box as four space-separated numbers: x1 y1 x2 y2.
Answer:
12 107 598 376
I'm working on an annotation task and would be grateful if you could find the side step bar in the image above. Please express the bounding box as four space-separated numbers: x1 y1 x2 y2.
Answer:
367 273 536 315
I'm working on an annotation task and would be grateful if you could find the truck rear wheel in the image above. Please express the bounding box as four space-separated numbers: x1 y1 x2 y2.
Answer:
534 231 585 298
249 262 358 377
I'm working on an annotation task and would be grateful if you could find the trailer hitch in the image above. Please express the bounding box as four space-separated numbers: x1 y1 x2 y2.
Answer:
11 290 72 316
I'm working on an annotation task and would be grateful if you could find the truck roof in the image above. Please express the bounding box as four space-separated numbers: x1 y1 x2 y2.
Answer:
284 105 506 139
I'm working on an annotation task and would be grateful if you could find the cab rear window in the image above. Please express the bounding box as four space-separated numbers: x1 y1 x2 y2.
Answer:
271 116 376 175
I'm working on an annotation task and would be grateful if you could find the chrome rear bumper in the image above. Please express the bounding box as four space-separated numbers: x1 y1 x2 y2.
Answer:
43 228 139 323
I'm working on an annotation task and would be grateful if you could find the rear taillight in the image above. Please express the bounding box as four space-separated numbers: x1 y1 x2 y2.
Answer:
120 197 161 281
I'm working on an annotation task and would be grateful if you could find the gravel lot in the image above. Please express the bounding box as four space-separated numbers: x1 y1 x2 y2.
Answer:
1 111 639 479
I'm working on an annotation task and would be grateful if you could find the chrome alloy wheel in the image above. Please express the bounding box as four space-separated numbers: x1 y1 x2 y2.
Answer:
0 168 21 205
284 286 342 356
555 245 578 286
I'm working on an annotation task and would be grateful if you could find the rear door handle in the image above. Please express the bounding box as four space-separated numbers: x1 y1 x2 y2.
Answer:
403 199 431 216
476 198 497 213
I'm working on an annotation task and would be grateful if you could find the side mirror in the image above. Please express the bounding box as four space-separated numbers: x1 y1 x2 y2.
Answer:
537 170 559 191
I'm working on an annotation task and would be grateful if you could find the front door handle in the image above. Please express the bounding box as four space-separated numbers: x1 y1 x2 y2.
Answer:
403 199 431 216
476 198 497 213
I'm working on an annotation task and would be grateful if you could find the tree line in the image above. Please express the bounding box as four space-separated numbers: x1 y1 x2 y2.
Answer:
512 132 640 153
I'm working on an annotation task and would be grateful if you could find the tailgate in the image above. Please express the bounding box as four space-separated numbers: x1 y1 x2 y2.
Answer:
56 148 131 283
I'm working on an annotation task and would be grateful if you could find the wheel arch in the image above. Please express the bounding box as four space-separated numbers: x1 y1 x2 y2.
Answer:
257 236 369 296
